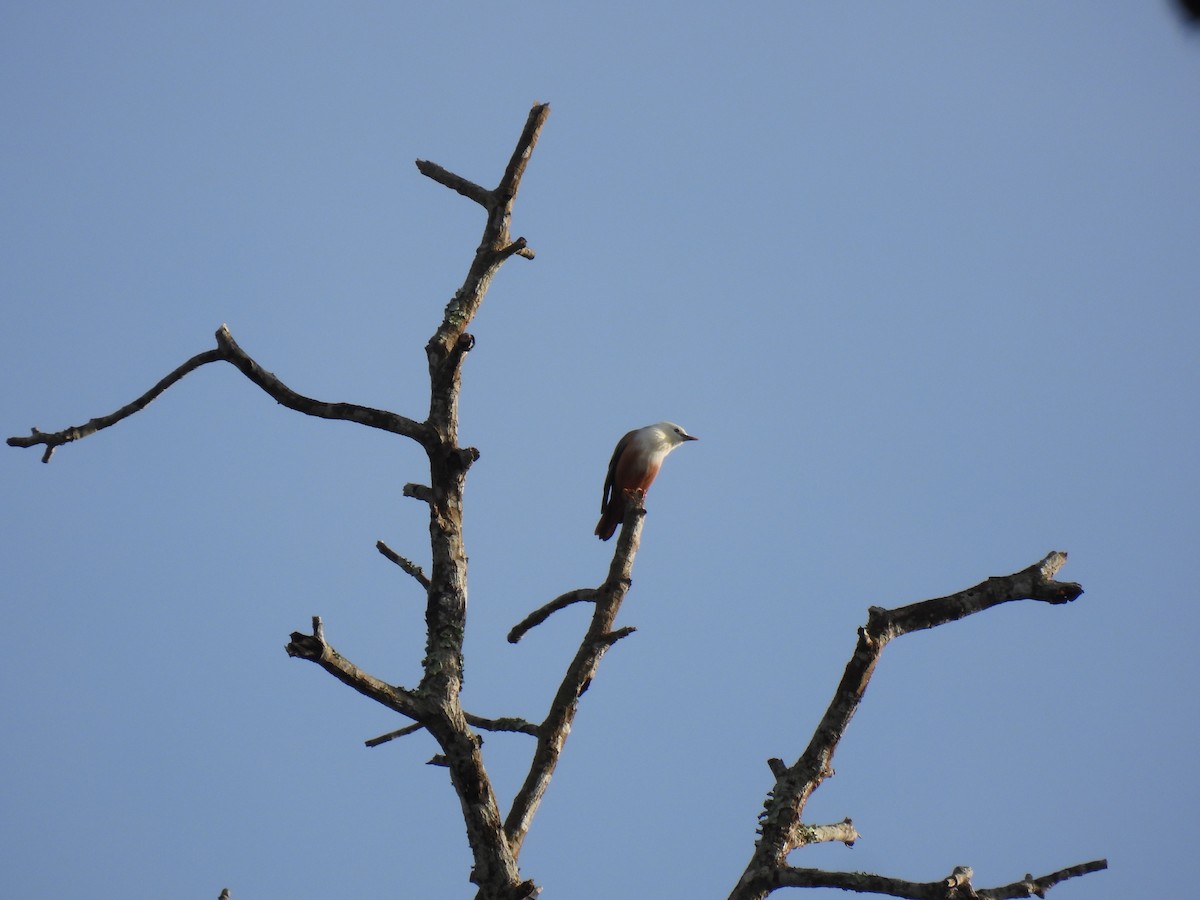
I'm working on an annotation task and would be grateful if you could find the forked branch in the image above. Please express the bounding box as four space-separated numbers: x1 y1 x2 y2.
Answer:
728 552 1100 900
503 495 647 857
423 102 548 367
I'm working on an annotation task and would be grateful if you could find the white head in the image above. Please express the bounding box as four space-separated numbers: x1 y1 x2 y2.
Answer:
653 421 699 448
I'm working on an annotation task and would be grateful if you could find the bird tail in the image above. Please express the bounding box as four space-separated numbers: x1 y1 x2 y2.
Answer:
594 503 622 540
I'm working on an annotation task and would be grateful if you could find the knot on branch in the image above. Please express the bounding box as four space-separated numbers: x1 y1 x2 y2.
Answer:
597 626 636 647
496 236 534 261
447 446 480 473
942 865 974 891
1020 873 1047 899
599 574 633 598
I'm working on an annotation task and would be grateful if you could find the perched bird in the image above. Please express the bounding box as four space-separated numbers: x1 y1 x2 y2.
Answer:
595 422 698 540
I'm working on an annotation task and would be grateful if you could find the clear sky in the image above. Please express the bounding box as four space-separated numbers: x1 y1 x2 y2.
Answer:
3 3 1197 898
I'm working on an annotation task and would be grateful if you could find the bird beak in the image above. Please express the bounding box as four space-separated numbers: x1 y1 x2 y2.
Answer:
684 433 699 441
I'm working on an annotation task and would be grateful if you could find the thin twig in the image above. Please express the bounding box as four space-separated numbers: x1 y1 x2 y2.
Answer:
284 619 421 722
7 347 224 462
376 540 431 589
365 712 538 749
508 588 599 643
415 159 491 207
365 722 425 747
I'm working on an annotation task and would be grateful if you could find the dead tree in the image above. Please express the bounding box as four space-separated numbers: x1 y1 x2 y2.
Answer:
10 103 1106 899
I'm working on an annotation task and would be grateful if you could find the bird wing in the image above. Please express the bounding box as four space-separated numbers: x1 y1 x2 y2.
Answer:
600 429 636 514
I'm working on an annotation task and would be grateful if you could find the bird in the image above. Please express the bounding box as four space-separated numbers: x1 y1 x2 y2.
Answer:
595 422 698 540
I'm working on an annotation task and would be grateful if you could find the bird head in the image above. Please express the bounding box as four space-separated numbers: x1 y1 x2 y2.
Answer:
656 422 699 447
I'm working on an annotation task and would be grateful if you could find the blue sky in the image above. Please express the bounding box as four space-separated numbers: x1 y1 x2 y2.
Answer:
3 3 1197 898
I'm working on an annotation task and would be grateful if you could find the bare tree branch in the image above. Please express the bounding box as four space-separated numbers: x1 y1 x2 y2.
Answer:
7 324 429 462
424 102 548 366
507 588 599 643
365 713 538 748
213 325 428 441
403 482 434 503
729 552 1094 900
867 551 1082 642
376 540 431 589
794 819 859 847
364 722 426 747
285 617 421 716
977 859 1109 899
769 858 1108 898
503 495 647 857
415 159 491 206
7 347 224 462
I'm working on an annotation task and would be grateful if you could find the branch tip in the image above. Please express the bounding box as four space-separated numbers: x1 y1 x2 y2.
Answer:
366 722 426 747
943 865 973 889
414 159 491 206
599 626 636 647
403 483 433 503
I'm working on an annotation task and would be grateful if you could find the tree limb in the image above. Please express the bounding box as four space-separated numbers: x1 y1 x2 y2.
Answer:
729 552 1095 900
365 713 539 748
376 540 431 589
977 858 1109 899
867 551 1082 642
507 588 599 643
7 324 429 462
793 819 859 847
424 102 548 366
415 159 491 206
7 347 224 462
213 325 428 442
364 722 425 747
284 617 422 721
503 495 647 857
769 858 1107 898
